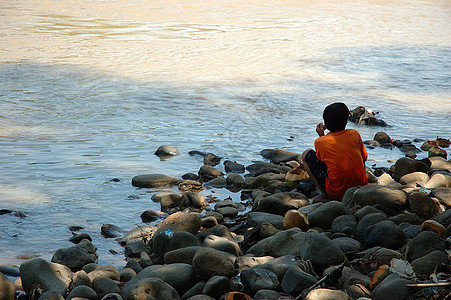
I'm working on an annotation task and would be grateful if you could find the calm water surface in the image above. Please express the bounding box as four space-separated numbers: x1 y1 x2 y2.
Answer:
0 0 450 268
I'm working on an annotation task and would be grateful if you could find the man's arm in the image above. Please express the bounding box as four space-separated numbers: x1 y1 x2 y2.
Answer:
316 122 327 137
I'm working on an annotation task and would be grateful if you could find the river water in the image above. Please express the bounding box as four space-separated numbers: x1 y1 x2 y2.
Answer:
0 0 450 268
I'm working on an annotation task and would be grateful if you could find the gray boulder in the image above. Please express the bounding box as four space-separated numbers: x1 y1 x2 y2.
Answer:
92 276 121 299
122 277 180 300
153 212 202 237
132 174 178 188
260 148 301 164
298 233 346 272
240 268 279 295
405 231 446 260
51 239 98 271
152 230 201 260
203 235 243 256
331 237 361 255
353 185 408 210
364 220 407 250
393 157 430 182
356 213 388 242
224 160 245 173
164 246 201 265
409 192 441 220
154 145 180 156
331 215 357 236
281 265 317 295
372 273 415 300
198 165 223 181
192 247 236 280
254 289 281 300
247 212 284 230
67 285 98 300
202 276 230 299
411 250 450 276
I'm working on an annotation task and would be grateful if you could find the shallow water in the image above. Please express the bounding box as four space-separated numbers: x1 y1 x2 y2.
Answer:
0 0 450 268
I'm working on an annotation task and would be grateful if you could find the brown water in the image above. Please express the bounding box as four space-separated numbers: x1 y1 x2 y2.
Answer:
0 0 450 269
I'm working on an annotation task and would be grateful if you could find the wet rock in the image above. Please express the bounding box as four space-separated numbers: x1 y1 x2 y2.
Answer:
393 157 430 182
198 165 223 181
253 289 281 300
182 173 199 180
69 233 93 244
366 247 403 267
420 219 447 238
197 224 233 241
254 255 312 282
281 265 317 295
409 192 441 220
353 185 408 210
192 247 236 280
203 153 221 166
181 192 206 209
245 173 285 190
51 239 98 271
364 220 407 250
338 266 370 290
356 213 388 242
372 273 415 300
86 265 120 282
405 231 446 260
304 288 350 300
202 276 230 299
101 224 122 238
204 177 227 188
124 240 151 258
298 232 347 273
119 225 156 245
140 210 168 223
215 206 238 217
204 211 224 224
139 252 152 269
154 145 180 157
122 277 180 300
151 192 183 211
260 148 301 164
432 208 451 227
178 180 203 193
132 174 179 188
374 132 391 145
152 230 201 261
247 212 285 230
70 270 92 289
224 160 245 173
67 285 98 300
308 201 353 230
123 263 195 297
153 212 202 237
331 215 357 236
399 172 430 187
19 258 73 295
124 259 142 275
246 162 279 174
283 210 309 231
201 216 218 228
0 264 20 277
203 235 243 256
226 173 245 189
247 228 305 257
92 276 121 299
424 171 451 189
332 237 361 255
0 272 15 300
411 250 450 276
240 268 279 295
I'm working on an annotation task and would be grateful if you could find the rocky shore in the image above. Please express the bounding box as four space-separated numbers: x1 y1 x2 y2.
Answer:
1 133 450 300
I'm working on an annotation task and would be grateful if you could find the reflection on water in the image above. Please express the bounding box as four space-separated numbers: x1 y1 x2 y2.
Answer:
0 0 450 267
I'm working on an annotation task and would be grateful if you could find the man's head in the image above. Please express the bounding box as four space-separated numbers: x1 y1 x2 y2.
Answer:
323 102 349 132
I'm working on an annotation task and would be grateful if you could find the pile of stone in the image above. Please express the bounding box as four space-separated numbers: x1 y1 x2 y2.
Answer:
2 141 450 300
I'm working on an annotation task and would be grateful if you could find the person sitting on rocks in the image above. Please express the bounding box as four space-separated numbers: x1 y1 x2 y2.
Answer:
302 102 368 202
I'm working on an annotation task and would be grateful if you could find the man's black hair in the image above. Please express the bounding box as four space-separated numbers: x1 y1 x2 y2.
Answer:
323 102 349 132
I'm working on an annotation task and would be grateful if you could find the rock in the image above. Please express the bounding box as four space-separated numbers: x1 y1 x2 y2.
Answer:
372 273 415 300
353 185 408 210
432 209 451 227
178 180 203 193
119 225 156 245
424 171 451 189
201 216 218 228
409 192 441 220
92 276 121 299
332 237 361 255
151 192 184 211
253 289 281 300
131 174 179 188
331 215 357 236
420 219 447 238
67 285 98 300
69 233 93 244
87 265 120 282
389 211 422 225
152 230 201 261
246 212 284 230
19 258 73 295
429 156 451 170
365 247 403 267
154 145 180 157
377 173 403 189
363 220 407 250
198 165 223 181
123 263 195 297
399 223 421 238
234 256 274 273
140 210 168 223
204 177 227 188
51 239 98 271
37 291 65 300
70 270 92 289
224 161 245 173
124 240 151 258
0 264 20 277
101 224 122 238
139 252 153 269
393 157 430 182
374 132 391 144
338 266 370 290
192 247 236 280
260 148 302 164
226 173 245 188
122 277 180 300
215 206 238 217
0 273 15 300
434 187 451 206
411 250 450 276
203 211 224 225
164 246 201 265
153 212 202 237
256 193 308 216
405 231 446 260
308 201 352 230
246 228 305 257
101 294 123 300
254 255 313 282
399 172 430 187
283 210 309 231
181 281 206 299
120 268 137 283
353 206 386 219
203 153 221 166
304 288 350 300
298 233 347 273
202 276 230 299
240 268 279 295
281 265 317 295
203 235 243 256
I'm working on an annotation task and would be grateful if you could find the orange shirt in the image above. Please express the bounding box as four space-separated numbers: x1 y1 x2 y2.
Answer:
314 129 368 200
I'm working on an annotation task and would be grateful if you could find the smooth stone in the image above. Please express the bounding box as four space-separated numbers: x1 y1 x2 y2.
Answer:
372 274 415 300
428 156 451 170
432 209 451 227
0 273 15 300
181 281 206 300
101 224 122 238
389 211 422 225
424 171 451 189
204 177 227 188
393 157 430 182
152 230 201 260
355 213 388 242
365 247 403 267
304 288 350 300
0 264 20 277
399 223 421 239
353 206 386 219
153 212 202 237
420 219 447 238
119 268 137 283
154 145 180 156
124 240 151 258
260 148 302 164
331 215 357 236
363 220 407 250
373 132 391 144
181 173 200 181
140 210 168 223
71 270 92 289
202 276 230 299
119 225 156 245
284 210 309 231
253 289 281 300
67 285 98 300
37 291 65 300
178 180 203 193
201 216 218 228
254 255 313 282
224 160 245 173
197 224 233 241
281 265 317 295
139 252 153 269
376 173 403 189
234 256 274 273
123 263 195 297
192 247 236 280
51 239 98 271
185 296 214 300
100 294 123 300
131 174 178 188
411 250 450 276
87 265 120 281
181 192 206 208
203 235 243 256
246 212 284 230
338 266 370 290
308 201 352 230
215 206 239 217
409 192 441 220
405 231 446 260
256 193 308 216
19 258 73 295
434 187 451 206
353 185 408 210
203 153 221 166
226 173 245 188
151 192 183 211
204 211 224 223
122 277 180 300
247 228 306 257
164 246 201 265
332 237 361 255
198 165 223 181
92 276 121 299
69 233 93 244
246 162 280 174
240 268 279 294
399 172 430 187
298 232 347 273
